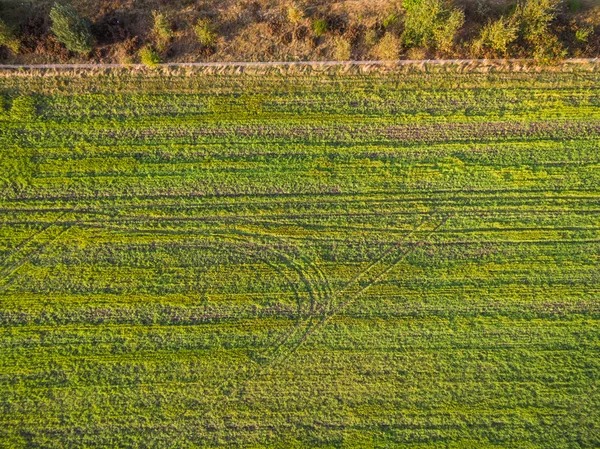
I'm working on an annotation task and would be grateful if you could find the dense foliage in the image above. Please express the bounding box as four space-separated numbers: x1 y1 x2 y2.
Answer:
0 64 599 447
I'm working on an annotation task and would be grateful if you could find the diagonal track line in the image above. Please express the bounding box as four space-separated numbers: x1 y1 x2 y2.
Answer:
264 214 451 369
0 212 75 289
0 212 69 268
252 215 438 365
0 226 74 291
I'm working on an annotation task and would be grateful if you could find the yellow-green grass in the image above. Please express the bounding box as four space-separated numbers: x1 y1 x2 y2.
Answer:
0 66 599 448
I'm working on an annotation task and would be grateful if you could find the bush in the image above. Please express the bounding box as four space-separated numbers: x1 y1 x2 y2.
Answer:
434 9 464 53
333 38 352 60
514 0 564 62
49 2 94 54
406 47 426 59
152 11 173 51
312 19 328 37
194 19 216 47
11 96 37 121
115 37 138 65
373 32 401 60
0 18 20 53
287 6 304 25
364 29 378 47
472 17 519 57
401 0 464 52
516 0 560 45
575 25 594 43
139 46 161 66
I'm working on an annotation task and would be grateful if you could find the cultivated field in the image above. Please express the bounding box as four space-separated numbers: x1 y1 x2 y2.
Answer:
0 62 599 448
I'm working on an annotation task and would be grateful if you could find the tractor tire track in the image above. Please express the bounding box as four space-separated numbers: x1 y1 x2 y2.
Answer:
228 225 333 316
182 210 446 419
78 210 442 422
266 214 451 367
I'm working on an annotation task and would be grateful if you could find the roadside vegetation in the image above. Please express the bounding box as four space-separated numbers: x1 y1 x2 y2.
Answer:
0 0 598 63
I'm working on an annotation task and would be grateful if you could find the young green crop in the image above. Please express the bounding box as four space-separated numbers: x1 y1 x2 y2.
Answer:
0 64 598 448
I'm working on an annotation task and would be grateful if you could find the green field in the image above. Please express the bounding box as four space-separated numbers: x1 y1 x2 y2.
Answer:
0 63 599 448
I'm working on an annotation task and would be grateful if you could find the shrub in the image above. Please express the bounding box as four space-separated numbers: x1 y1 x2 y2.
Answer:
382 13 399 30
0 18 20 53
312 19 328 37
575 25 593 43
406 46 426 59
472 17 519 56
139 46 161 66
10 96 37 121
364 29 378 47
49 2 94 54
115 37 138 65
516 0 560 45
287 6 304 25
401 0 464 52
333 38 352 60
434 9 464 53
373 32 401 60
194 19 216 47
514 0 564 62
152 11 173 51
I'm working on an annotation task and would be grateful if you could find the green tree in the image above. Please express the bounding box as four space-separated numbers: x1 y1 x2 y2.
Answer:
517 0 561 44
152 11 173 51
434 8 464 53
49 3 94 54
515 0 565 62
382 13 399 30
